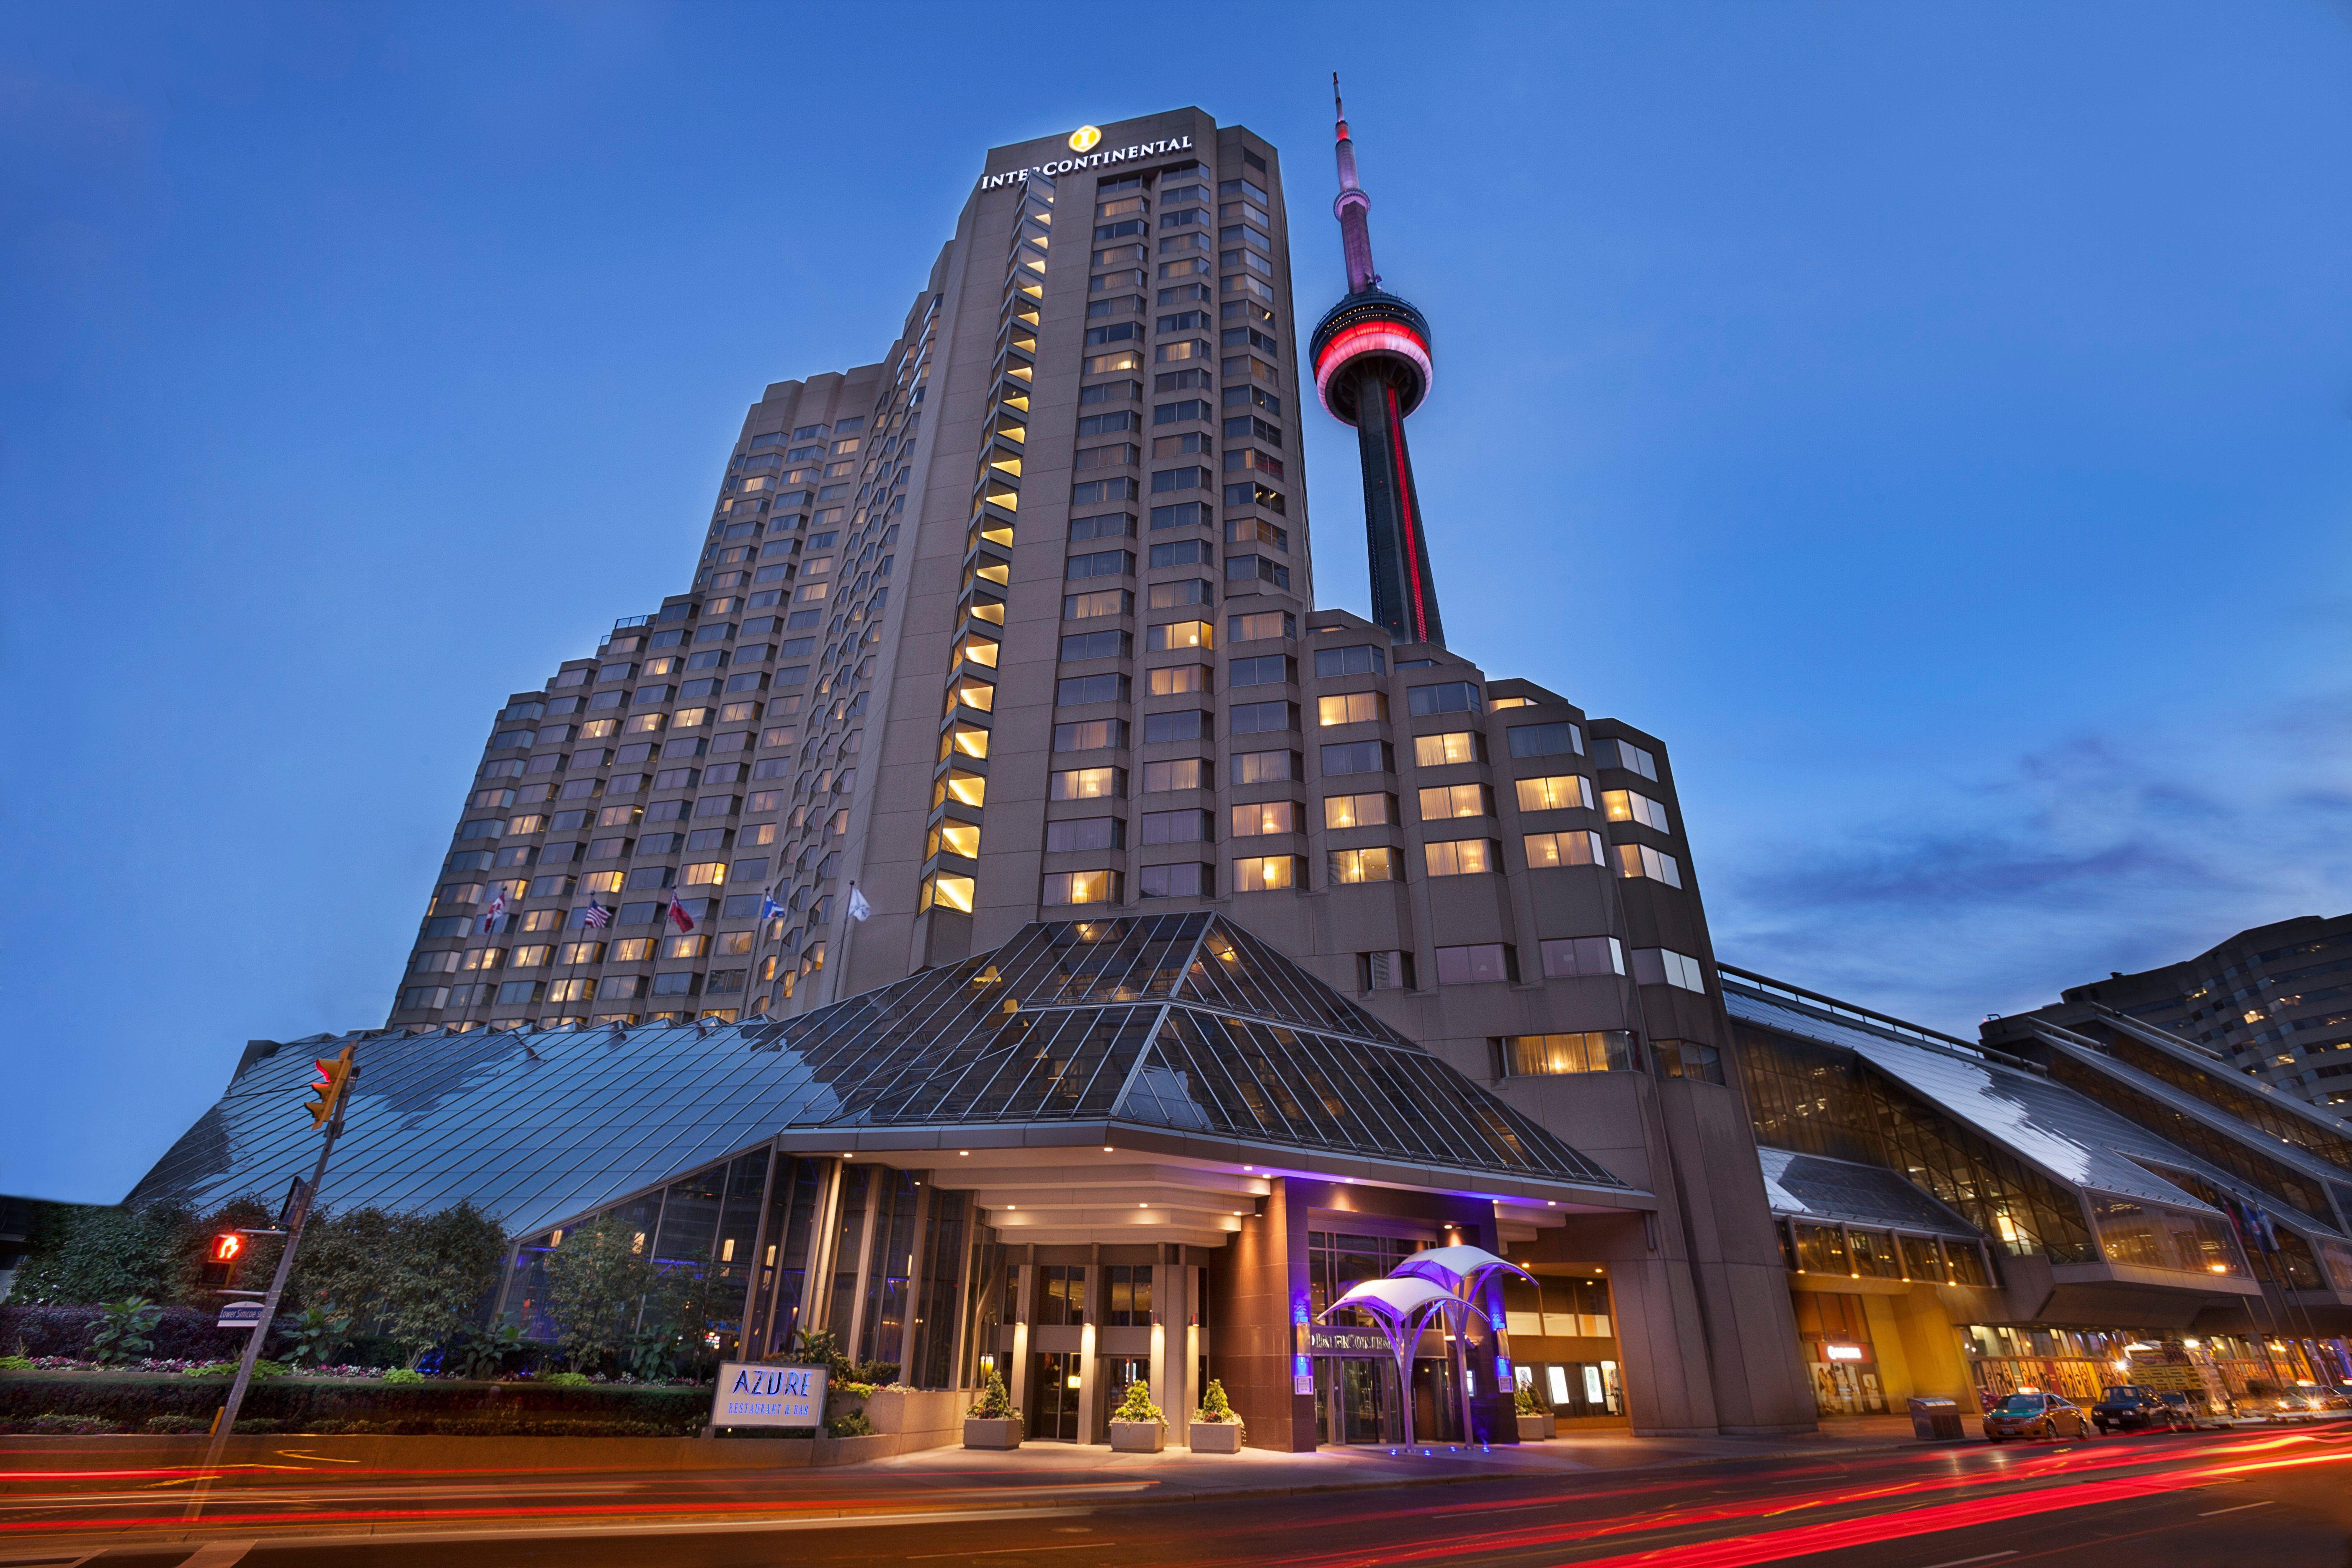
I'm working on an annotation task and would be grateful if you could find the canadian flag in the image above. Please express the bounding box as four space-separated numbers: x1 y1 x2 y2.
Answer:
478 886 507 934
667 892 696 934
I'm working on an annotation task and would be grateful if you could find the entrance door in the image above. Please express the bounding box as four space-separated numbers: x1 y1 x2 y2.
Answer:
1317 1357 1404 1444
1029 1352 1080 1442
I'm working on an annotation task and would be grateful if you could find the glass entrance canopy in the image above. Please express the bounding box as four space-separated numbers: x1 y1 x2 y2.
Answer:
130 914 1635 1242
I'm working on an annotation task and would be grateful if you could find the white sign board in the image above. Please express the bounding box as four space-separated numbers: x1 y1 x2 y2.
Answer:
710 1361 829 1429
217 1300 265 1331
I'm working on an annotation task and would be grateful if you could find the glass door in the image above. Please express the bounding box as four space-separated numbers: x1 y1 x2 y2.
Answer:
1029 1351 1080 1441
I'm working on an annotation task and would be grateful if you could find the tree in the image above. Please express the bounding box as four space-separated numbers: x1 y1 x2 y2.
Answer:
9 1204 185 1306
379 1202 508 1368
542 1217 685 1374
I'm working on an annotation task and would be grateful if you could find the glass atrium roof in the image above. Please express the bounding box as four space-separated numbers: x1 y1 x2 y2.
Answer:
1756 1147 1984 1239
1728 986 2352 1242
130 914 1629 1240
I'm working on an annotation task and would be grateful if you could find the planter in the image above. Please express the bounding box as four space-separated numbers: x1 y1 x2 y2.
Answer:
1516 1412 1555 1442
963 1416 1022 1450
1188 1420 1244 1453
1108 1419 1165 1453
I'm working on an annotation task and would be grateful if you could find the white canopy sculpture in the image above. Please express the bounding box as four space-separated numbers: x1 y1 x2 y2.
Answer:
1321 1274 1470 1448
1390 1244 1540 1441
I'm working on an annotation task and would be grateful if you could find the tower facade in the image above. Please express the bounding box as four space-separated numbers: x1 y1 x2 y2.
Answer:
378 106 1813 1442
1307 87 1446 648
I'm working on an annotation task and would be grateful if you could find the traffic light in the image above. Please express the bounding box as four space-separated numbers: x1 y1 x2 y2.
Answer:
200 1232 245 1288
304 1045 356 1130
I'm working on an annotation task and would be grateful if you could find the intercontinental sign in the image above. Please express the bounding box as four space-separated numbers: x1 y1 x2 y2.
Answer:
976 125 1197 192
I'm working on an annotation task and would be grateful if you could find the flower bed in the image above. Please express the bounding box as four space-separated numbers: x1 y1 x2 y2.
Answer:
0 1369 713 1437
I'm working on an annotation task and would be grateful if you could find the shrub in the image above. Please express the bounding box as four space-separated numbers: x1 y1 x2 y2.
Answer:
1111 1378 1162 1425
1514 1382 1545 1416
28 1412 122 1434
89 1298 163 1366
0 1355 31 1372
825 1408 874 1438
381 1368 425 1386
144 1413 210 1434
231 1418 282 1434
188 1359 288 1380
285 1305 354 1369
540 1371 592 1387
1195 1377 1239 1425
967 1366 1018 1421
0 1369 709 1436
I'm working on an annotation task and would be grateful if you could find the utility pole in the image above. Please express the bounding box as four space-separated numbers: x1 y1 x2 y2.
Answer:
185 1044 357 1521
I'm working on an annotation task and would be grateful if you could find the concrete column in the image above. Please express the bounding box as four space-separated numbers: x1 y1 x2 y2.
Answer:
1077 1318 1101 1444
1153 1259 1189 1444
1008 1261 1033 1419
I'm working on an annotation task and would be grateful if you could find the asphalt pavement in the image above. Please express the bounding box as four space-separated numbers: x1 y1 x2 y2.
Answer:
5 1419 2351 1567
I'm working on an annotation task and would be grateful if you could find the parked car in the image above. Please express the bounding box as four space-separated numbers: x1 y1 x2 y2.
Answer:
2092 1385 2185 1434
2296 1385 2352 1411
2155 1391 2214 1429
1983 1392 2095 1442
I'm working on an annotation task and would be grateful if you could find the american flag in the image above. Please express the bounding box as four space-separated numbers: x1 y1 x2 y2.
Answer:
581 898 611 929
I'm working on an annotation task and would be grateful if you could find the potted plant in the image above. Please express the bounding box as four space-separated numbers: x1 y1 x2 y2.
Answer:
1514 1381 1555 1441
1108 1377 1166 1453
963 1367 1023 1449
1189 1377 1245 1452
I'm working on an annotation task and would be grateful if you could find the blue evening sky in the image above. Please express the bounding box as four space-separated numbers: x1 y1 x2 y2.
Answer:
7 3 2350 1201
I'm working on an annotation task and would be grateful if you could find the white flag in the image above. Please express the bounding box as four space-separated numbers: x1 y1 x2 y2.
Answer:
846 885 872 923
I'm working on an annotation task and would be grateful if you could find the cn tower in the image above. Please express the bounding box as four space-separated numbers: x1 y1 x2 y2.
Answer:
1308 78 1444 648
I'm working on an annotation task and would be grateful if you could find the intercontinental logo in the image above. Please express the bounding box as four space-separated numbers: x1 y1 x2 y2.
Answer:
976 125 1198 191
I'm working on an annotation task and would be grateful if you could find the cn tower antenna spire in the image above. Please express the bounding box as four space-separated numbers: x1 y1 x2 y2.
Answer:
1331 72 1378 294
1310 81 1446 647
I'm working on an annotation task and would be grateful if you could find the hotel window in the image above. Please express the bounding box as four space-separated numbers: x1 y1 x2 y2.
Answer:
1052 719 1124 753
918 872 975 914
1231 854 1299 892
928 820 980 860
1066 548 1132 580
1142 710 1206 744
1229 699 1295 735
1231 749 1300 784
1408 681 1480 717
1063 589 1130 621
1231 800 1301 837
1050 766 1124 800
1228 517 1288 550
1506 722 1584 760
1131 807 1207 846
1423 838 1496 877
1412 731 1481 767
1069 512 1137 544
1149 538 1212 568
1516 774 1594 812
1060 630 1131 662
1435 944 1516 985
1139 863 1210 898
1653 1041 1725 1085
1317 691 1387 727
1498 1032 1640 1076
1146 664 1208 696
1630 947 1707 993
1323 792 1395 829
1359 949 1415 990
1540 936 1625 978
1142 758 1205 793
1327 847 1398 885
1055 673 1127 707
1614 843 1682 887
1045 818 1122 853
1524 830 1606 869
1418 783 1492 820
1599 737 1656 778
1042 869 1119 906
1319 740 1392 776
1155 398 1211 424
1228 610 1295 642
1602 788 1671 832
1148 580 1212 610
1147 620 1213 652
1229 655 1292 688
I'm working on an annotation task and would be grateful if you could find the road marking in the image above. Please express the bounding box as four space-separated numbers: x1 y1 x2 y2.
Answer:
908 1545 1108 1560
2197 1499 2275 1516
178 1545 256 1567
1916 1554 2015 1568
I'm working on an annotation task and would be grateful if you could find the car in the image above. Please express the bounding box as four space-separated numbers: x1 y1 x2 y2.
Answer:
2155 1391 2213 1430
2295 1385 2352 1412
2092 1384 2186 1434
1982 1392 2096 1442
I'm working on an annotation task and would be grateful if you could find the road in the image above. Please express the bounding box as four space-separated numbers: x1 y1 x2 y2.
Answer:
5 1424 2351 1567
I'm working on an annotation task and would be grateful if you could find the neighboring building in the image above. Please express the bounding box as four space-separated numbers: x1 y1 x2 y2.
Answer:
2007 914 2352 1111
1723 967 2352 1420
135 106 1816 1446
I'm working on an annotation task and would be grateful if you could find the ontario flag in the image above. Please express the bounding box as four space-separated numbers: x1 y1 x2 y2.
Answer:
667 892 696 934
581 898 612 930
478 886 507 934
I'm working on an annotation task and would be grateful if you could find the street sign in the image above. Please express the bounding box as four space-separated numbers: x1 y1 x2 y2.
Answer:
709 1361 828 1429
216 1300 266 1331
